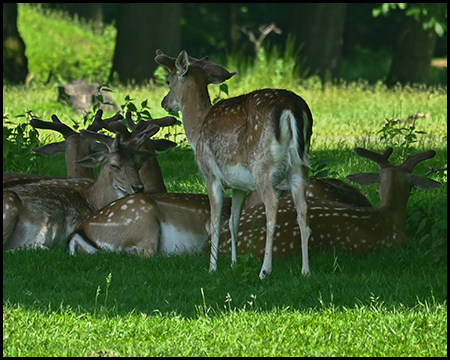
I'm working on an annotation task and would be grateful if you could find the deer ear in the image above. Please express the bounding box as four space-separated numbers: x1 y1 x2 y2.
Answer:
152 139 177 152
32 141 66 156
346 173 380 186
410 175 443 190
175 51 189 78
74 152 107 168
205 64 238 85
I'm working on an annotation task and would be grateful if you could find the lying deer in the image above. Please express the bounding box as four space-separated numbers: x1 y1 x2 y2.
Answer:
156 50 313 279
3 113 122 189
68 173 373 257
30 113 122 178
4 112 177 193
3 110 157 250
215 147 443 258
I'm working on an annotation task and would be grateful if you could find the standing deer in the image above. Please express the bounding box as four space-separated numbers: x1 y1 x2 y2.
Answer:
3 110 157 250
216 147 443 257
155 50 313 279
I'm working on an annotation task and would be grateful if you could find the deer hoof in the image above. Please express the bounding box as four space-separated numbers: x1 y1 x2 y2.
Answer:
259 268 271 280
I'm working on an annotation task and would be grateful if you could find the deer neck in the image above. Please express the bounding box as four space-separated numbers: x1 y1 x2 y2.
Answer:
139 142 167 194
81 167 122 211
178 83 212 149
377 174 411 244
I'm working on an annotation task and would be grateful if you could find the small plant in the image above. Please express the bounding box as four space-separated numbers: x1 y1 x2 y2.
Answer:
93 273 113 317
3 110 41 173
81 83 117 128
309 157 338 179
120 95 153 121
212 83 230 105
377 114 427 160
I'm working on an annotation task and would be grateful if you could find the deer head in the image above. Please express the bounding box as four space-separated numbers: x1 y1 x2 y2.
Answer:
30 113 124 179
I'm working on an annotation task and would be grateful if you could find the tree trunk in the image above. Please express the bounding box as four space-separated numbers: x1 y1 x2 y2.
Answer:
385 13 437 87
291 3 347 84
110 3 181 85
3 3 28 84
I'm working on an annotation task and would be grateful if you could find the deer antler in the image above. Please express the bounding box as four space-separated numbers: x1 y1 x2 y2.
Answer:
30 115 77 139
401 150 437 173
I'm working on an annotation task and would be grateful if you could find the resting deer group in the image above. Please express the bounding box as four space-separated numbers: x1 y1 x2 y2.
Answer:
216 147 443 258
3 110 157 249
5 51 442 282
3 112 122 189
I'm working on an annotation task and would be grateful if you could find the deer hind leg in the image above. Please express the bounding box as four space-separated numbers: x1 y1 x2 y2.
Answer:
207 179 224 273
254 179 279 280
288 163 311 276
229 189 247 266
67 228 99 255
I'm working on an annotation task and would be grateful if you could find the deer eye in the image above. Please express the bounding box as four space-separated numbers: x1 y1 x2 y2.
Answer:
110 164 120 171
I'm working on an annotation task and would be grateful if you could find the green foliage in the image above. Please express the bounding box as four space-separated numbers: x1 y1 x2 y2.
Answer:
309 157 338 179
377 115 427 159
408 199 447 264
3 111 41 173
3 245 448 356
373 3 447 37
226 36 304 91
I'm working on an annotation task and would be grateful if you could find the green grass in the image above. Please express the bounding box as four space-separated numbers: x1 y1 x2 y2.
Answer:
17 4 116 85
3 301 446 356
3 244 447 356
3 4 448 357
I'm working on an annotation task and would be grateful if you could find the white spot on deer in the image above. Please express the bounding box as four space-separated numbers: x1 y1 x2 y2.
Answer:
108 212 114 218
121 205 127 210
127 199 135 204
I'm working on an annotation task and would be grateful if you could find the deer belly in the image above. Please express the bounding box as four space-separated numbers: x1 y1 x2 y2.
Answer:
159 223 208 255
221 164 256 191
